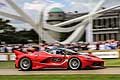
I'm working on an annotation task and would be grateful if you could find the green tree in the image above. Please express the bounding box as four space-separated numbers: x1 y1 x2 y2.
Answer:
0 18 16 44
0 18 39 44
0 18 15 33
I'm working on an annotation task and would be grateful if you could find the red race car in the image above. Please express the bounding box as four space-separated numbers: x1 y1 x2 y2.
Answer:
13 48 104 71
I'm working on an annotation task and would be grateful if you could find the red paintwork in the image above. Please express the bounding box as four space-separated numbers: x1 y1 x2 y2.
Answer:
13 50 104 70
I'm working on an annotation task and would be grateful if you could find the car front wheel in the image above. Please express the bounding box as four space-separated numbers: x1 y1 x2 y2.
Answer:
68 58 81 70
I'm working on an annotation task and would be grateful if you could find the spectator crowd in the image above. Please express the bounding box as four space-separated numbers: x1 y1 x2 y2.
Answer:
0 39 120 53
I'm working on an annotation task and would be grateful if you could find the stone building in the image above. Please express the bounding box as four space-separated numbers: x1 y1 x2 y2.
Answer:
46 8 65 41
47 7 65 25
93 9 120 41
47 7 120 42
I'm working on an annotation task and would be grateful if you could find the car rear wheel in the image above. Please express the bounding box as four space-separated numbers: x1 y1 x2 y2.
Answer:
19 58 32 71
68 58 81 70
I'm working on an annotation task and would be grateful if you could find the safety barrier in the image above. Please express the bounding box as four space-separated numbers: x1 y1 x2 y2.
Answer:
0 53 15 61
0 49 120 61
80 49 120 59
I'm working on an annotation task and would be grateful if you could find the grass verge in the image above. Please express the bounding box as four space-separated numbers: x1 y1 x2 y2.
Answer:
0 74 120 80
0 61 14 69
104 59 120 67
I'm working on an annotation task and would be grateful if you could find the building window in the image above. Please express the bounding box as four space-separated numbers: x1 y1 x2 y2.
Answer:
113 18 117 27
94 34 99 42
108 18 112 28
104 34 106 41
98 19 101 26
116 18 119 27
103 19 106 27
109 33 112 40
93 20 96 29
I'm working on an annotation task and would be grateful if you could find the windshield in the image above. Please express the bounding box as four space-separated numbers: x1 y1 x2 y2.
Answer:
47 48 78 55
60 48 77 54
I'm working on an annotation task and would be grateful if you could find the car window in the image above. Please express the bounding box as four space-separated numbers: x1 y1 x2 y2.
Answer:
47 49 64 55
49 49 57 54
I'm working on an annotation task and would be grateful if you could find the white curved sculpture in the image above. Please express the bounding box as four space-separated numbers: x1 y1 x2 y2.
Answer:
0 0 119 44
43 4 120 33
0 11 29 23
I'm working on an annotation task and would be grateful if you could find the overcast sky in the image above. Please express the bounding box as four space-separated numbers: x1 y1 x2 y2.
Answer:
0 0 120 31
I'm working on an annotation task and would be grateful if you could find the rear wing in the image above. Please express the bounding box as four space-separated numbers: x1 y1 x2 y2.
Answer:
13 50 24 56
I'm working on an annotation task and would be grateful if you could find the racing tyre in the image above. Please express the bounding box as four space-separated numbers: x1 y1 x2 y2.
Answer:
68 58 81 70
19 57 32 71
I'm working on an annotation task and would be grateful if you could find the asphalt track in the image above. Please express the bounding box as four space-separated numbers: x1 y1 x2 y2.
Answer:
0 68 120 75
